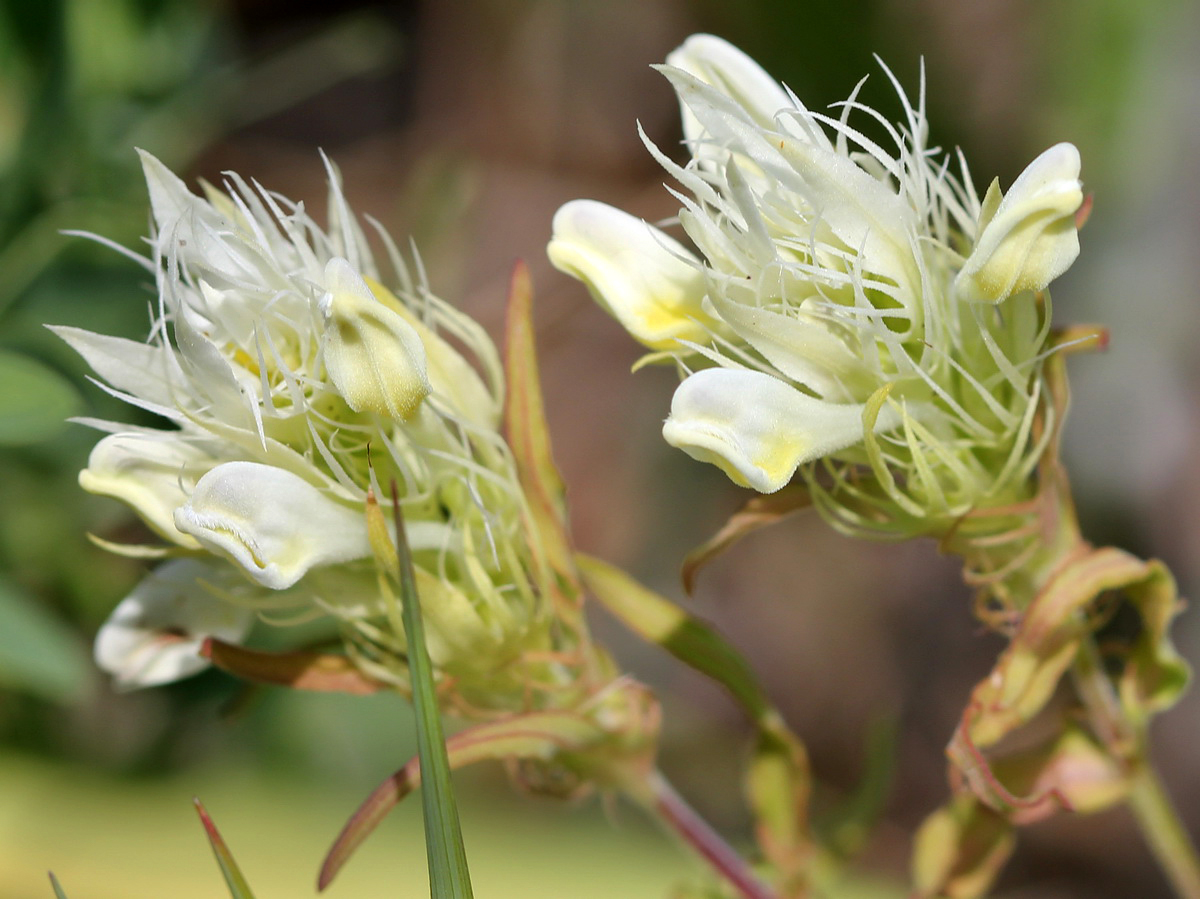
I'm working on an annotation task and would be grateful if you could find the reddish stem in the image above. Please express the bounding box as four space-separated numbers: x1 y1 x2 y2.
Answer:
646 769 776 899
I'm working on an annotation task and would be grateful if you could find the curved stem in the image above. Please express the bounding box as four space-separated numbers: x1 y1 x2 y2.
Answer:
641 768 776 899
1073 637 1200 898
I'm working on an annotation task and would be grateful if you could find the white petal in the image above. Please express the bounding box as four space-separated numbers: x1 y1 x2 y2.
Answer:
708 295 871 400
319 257 431 420
138 150 242 273
79 431 219 546
548 200 714 350
174 461 370 589
50 326 183 410
94 559 254 690
665 34 793 149
955 143 1082 303
663 368 893 493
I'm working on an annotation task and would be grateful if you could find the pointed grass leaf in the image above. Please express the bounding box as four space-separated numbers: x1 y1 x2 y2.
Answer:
0 350 80 446
48 872 69 899
201 638 388 695
681 484 811 594
319 710 606 889
194 799 257 899
385 484 473 899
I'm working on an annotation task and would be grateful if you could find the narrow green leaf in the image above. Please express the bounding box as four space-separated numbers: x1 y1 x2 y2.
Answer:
0 350 81 446
319 710 605 889
194 799 257 899
576 552 816 885
0 577 88 702
390 483 474 899
48 872 69 899
576 553 771 722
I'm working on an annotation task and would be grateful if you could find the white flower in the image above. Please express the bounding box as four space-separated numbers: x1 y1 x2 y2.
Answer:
550 35 1083 535
62 153 550 691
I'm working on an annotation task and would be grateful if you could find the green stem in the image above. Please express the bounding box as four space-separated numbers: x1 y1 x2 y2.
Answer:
1072 637 1200 899
1127 760 1200 899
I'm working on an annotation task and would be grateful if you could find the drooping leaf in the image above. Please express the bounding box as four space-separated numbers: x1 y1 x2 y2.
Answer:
201 638 387 695
681 484 811 594
0 577 88 702
947 546 1189 814
576 552 772 722
0 350 80 446
194 799 257 899
319 709 606 889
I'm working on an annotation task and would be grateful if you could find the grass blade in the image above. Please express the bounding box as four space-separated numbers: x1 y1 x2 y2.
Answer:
47 872 69 899
194 799 257 899
388 484 474 899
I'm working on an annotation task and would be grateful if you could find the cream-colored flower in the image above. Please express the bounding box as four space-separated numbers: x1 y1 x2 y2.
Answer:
61 153 549 695
550 34 1083 536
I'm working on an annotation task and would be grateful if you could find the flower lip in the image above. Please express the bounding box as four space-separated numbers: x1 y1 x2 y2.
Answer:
955 142 1083 304
94 559 254 690
548 199 714 350
173 461 371 590
663 368 891 494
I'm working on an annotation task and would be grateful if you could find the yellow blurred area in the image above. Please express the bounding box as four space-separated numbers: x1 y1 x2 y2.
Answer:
0 752 690 899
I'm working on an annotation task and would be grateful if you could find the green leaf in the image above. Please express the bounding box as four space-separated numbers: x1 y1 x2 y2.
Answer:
0 350 80 445
575 552 816 888
0 577 88 702
575 553 772 722
194 799 258 899
383 486 474 899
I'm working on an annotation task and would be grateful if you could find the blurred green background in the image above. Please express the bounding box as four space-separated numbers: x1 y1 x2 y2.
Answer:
1 0 1198 896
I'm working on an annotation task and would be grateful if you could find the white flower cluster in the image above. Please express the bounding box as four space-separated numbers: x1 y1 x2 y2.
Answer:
61 154 547 691
550 35 1083 537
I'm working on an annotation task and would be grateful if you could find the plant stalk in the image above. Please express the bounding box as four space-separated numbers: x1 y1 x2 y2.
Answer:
643 768 777 899
1073 636 1200 899
1127 761 1200 899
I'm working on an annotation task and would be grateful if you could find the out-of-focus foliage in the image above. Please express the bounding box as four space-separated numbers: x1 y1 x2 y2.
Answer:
0 576 87 702
0 0 234 715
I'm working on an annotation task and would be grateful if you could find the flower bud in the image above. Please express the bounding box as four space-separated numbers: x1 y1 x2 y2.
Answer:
955 143 1083 304
319 257 431 420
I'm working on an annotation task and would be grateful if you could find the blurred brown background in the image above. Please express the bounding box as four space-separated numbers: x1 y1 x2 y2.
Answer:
2 0 1198 896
